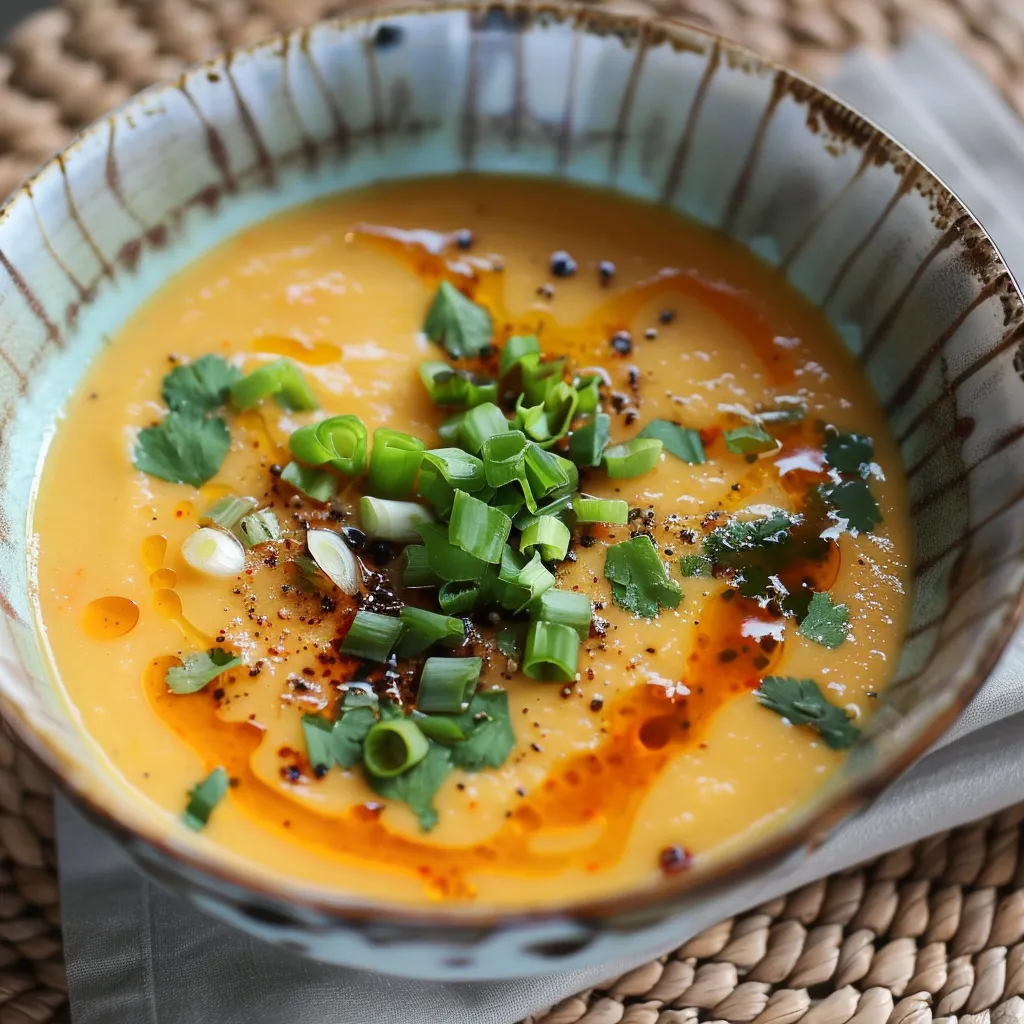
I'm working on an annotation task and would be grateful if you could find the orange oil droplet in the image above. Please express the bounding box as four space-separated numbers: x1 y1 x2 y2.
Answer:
149 568 177 590
140 535 167 573
199 483 233 507
253 334 342 366
152 589 182 620
173 500 195 522
82 596 140 640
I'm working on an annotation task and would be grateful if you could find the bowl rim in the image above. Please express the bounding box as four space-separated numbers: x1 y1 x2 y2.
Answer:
3 0 1023 928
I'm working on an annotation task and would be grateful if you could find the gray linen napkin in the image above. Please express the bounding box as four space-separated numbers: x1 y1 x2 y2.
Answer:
57 32 1024 1024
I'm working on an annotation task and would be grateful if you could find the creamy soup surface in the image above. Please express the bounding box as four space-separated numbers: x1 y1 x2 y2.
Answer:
31 177 910 908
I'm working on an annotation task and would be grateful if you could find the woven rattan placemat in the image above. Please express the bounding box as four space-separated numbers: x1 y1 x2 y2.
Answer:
3 2 1024 1022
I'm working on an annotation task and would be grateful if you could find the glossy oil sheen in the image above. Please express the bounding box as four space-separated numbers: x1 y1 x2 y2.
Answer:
33 177 910 908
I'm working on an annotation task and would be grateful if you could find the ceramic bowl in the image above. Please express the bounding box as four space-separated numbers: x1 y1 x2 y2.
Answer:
0 1 1021 983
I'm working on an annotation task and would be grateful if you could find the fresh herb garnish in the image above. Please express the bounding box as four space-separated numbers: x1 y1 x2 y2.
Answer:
367 742 452 832
447 691 516 771
183 766 229 831
823 431 873 474
162 354 240 413
496 625 523 658
133 410 231 488
165 647 242 695
798 592 850 649
604 535 681 617
755 676 860 750
636 420 705 464
423 281 493 359
724 423 776 455
820 479 882 534
332 706 377 768
679 554 713 578
703 511 794 564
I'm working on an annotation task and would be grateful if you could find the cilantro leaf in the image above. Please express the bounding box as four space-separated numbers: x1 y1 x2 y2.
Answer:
301 714 335 773
820 479 882 534
798 592 850 649
165 647 241 695
496 625 523 659
824 431 873 474
756 399 806 425
447 691 516 771
637 420 705 464
162 354 240 413
755 676 860 750
367 743 452 831
605 535 681 618
679 554 713 578
133 410 230 487
183 766 229 831
724 423 776 455
423 281 493 359
703 511 794 564
332 706 376 768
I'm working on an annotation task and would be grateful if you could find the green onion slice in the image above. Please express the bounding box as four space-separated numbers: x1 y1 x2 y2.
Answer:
200 495 257 532
416 656 482 714
359 496 435 544
490 483 526 519
238 509 281 548
449 490 511 564
569 413 611 467
418 448 487 515
724 423 777 455
363 719 430 778
182 527 246 577
520 516 571 562
513 492 574 531
368 428 425 499
494 546 554 613
530 589 592 641
525 443 577 501
183 766 229 831
280 462 337 503
396 607 467 657
459 403 509 454
230 358 318 412
438 412 465 445
423 281 493 360
574 373 603 415
499 334 540 378
340 610 404 662
514 396 552 444
290 415 368 476
438 578 489 614
522 357 567 406
523 621 580 683
419 362 497 408
412 713 467 743
574 496 628 525
481 430 529 488
307 528 360 596
418 521 490 582
603 438 663 478
400 545 441 589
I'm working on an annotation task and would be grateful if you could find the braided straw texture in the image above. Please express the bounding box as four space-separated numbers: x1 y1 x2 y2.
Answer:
0 1 1023 1021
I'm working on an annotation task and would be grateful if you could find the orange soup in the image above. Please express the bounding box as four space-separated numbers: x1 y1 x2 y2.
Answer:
30 177 910 908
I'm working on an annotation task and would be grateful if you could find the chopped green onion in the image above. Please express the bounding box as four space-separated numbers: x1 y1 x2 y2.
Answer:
419 362 497 408
499 334 540 378
449 490 511 564
423 280 493 360
368 428 425 499
575 497 628 525
396 607 466 657
522 357 567 405
724 423 776 455
183 766 229 831
280 461 337 503
522 621 579 683
416 656 482 714
289 415 368 476
418 521 490 581
530 589 592 641
569 413 611 467
490 483 526 518
603 438 663 478
230 358 318 412
514 396 552 444
400 545 441 589
637 420 705 464
419 448 487 515
520 516 571 561
525 443 577 500
439 578 489 614
200 495 257 532
340 610 404 662
412 713 467 743
680 554 713 578
301 715 336 774
359 496 435 544
459 403 509 454
307 529 360 595
363 718 430 778
494 547 554 613
238 509 281 548
513 492 575 531
481 430 529 488
574 373 603 415
182 527 246 577
541 382 578 447
438 412 465 445
496 625 523 659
